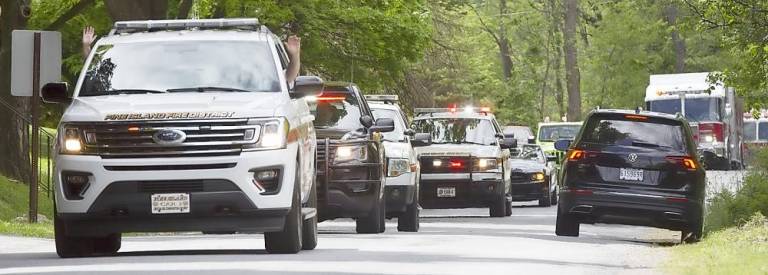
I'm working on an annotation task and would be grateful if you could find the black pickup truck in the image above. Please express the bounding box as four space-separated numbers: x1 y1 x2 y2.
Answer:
311 82 395 233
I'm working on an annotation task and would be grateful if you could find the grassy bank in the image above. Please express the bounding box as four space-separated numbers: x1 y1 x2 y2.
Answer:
667 214 768 275
0 175 54 238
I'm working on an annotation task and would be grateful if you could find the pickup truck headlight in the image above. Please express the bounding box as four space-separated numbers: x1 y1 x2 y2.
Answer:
244 118 289 150
474 158 500 172
335 145 367 162
531 172 546 183
388 158 410 177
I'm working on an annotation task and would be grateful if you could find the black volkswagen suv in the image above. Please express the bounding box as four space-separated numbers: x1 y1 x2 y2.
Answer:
554 109 705 243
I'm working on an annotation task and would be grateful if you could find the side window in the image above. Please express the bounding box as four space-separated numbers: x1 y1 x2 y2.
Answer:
275 39 289 70
492 119 503 134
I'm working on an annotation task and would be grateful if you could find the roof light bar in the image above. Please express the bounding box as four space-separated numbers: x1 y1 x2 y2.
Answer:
414 107 493 116
110 18 262 35
364 95 399 103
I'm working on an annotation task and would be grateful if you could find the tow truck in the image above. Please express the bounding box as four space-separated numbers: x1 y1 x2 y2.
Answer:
645 72 744 170
411 107 516 217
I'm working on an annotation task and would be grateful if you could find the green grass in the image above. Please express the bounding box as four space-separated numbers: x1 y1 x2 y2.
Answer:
0 175 54 238
666 214 768 275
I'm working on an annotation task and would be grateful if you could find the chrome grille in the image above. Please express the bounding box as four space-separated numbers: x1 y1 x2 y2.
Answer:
510 172 529 183
82 119 257 158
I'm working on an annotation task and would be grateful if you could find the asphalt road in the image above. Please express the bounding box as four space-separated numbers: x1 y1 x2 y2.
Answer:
0 201 678 275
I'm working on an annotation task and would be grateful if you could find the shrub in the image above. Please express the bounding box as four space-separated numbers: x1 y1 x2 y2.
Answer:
705 148 768 233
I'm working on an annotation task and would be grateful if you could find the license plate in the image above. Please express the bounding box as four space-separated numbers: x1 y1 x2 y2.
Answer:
151 193 190 214
437 187 456 198
619 168 644 182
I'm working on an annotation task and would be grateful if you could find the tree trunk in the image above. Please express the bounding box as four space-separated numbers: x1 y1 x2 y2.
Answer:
0 0 31 181
548 0 565 120
176 0 194 19
664 4 686 73
104 0 169 22
563 0 581 121
498 0 513 81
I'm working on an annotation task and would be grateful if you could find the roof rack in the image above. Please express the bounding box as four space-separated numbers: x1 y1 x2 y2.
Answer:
364 95 399 104
109 18 265 35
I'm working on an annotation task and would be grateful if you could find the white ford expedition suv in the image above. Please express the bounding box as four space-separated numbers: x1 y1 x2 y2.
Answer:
41 19 323 257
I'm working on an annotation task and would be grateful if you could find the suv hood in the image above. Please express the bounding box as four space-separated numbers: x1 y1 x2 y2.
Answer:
382 141 412 159
415 144 499 158
509 159 545 173
62 93 287 122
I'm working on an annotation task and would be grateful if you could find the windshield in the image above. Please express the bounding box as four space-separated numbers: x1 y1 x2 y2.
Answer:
538 125 581 142
310 93 364 131
372 108 406 142
760 122 768 140
503 126 532 142
79 41 280 96
412 118 497 145
581 116 687 152
744 121 757 141
648 98 722 121
510 145 544 162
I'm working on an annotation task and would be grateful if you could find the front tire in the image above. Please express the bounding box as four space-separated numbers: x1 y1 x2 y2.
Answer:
55 209 121 258
681 217 703 244
265 166 303 254
302 181 318 250
489 195 507 217
555 205 580 237
356 192 385 234
397 202 420 232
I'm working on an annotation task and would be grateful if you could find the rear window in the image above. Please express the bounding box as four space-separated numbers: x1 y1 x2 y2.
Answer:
744 121 757 141
580 114 687 152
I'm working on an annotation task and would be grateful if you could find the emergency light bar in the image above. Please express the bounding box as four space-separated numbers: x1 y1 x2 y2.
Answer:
110 18 263 35
654 89 711 97
414 107 491 116
364 95 399 103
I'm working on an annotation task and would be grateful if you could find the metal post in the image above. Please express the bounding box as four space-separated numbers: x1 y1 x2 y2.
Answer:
28 32 41 224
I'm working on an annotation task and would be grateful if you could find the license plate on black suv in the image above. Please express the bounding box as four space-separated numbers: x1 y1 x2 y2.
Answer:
619 168 644 182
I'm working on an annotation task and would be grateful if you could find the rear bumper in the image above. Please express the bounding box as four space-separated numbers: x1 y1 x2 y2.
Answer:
420 173 504 209
511 182 549 201
559 188 703 230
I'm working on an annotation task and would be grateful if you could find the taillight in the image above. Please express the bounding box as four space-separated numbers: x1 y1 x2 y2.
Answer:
567 149 585 160
698 122 725 142
666 156 698 170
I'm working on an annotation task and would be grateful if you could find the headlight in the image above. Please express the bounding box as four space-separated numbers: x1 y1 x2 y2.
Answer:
335 145 367 162
388 158 410 177
243 118 289 150
59 126 84 154
531 172 546 183
473 158 500 172
702 134 714 143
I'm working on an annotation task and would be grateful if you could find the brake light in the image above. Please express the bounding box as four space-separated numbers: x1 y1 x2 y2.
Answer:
448 104 458 113
666 156 698 170
624 115 648 120
567 149 585 160
698 122 725 142
449 161 463 168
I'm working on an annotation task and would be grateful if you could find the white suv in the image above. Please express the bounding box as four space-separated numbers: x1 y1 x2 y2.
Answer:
42 19 323 257
367 95 423 232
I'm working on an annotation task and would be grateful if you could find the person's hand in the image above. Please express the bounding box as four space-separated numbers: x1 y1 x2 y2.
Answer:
285 35 301 58
82 26 97 46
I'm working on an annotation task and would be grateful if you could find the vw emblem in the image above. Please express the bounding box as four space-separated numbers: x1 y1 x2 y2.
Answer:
627 153 638 163
153 129 186 145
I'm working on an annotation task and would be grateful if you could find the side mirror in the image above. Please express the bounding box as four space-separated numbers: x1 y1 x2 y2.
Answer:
528 137 536 144
291 76 324 98
41 82 71 104
360 115 374 128
554 139 572 151
404 129 416 137
411 133 431 147
500 138 517 149
546 154 558 163
495 133 505 139
370 118 395 133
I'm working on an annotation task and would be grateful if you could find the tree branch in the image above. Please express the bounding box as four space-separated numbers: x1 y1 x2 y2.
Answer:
44 0 97 31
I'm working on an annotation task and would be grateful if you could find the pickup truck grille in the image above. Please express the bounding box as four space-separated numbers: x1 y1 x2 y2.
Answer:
509 172 529 183
81 119 257 158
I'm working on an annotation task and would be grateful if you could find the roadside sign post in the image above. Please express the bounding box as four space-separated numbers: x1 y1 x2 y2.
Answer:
10 30 61 223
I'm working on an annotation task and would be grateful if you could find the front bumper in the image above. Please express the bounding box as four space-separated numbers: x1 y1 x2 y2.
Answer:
511 182 549 201
559 188 703 231
54 146 298 214
317 161 383 220
384 172 416 214
419 172 503 209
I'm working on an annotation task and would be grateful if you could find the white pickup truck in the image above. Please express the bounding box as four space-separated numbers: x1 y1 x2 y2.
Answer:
42 19 323 257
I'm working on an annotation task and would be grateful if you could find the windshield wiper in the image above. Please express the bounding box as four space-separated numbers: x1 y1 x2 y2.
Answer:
109 89 167 94
166 87 256 93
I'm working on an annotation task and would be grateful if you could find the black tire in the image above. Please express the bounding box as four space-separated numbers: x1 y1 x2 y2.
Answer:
555 205 580 237
681 218 703 244
489 196 506 217
397 202 420 232
504 197 513 216
302 181 318 250
55 207 120 258
538 192 552 207
265 167 303 254
550 188 558 205
356 194 385 234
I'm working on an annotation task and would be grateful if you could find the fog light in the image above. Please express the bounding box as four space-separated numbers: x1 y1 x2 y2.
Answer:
62 172 91 200
65 175 88 185
391 188 401 199
255 170 278 181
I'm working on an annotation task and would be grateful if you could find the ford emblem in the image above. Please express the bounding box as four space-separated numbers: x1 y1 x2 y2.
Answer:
153 129 187 145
